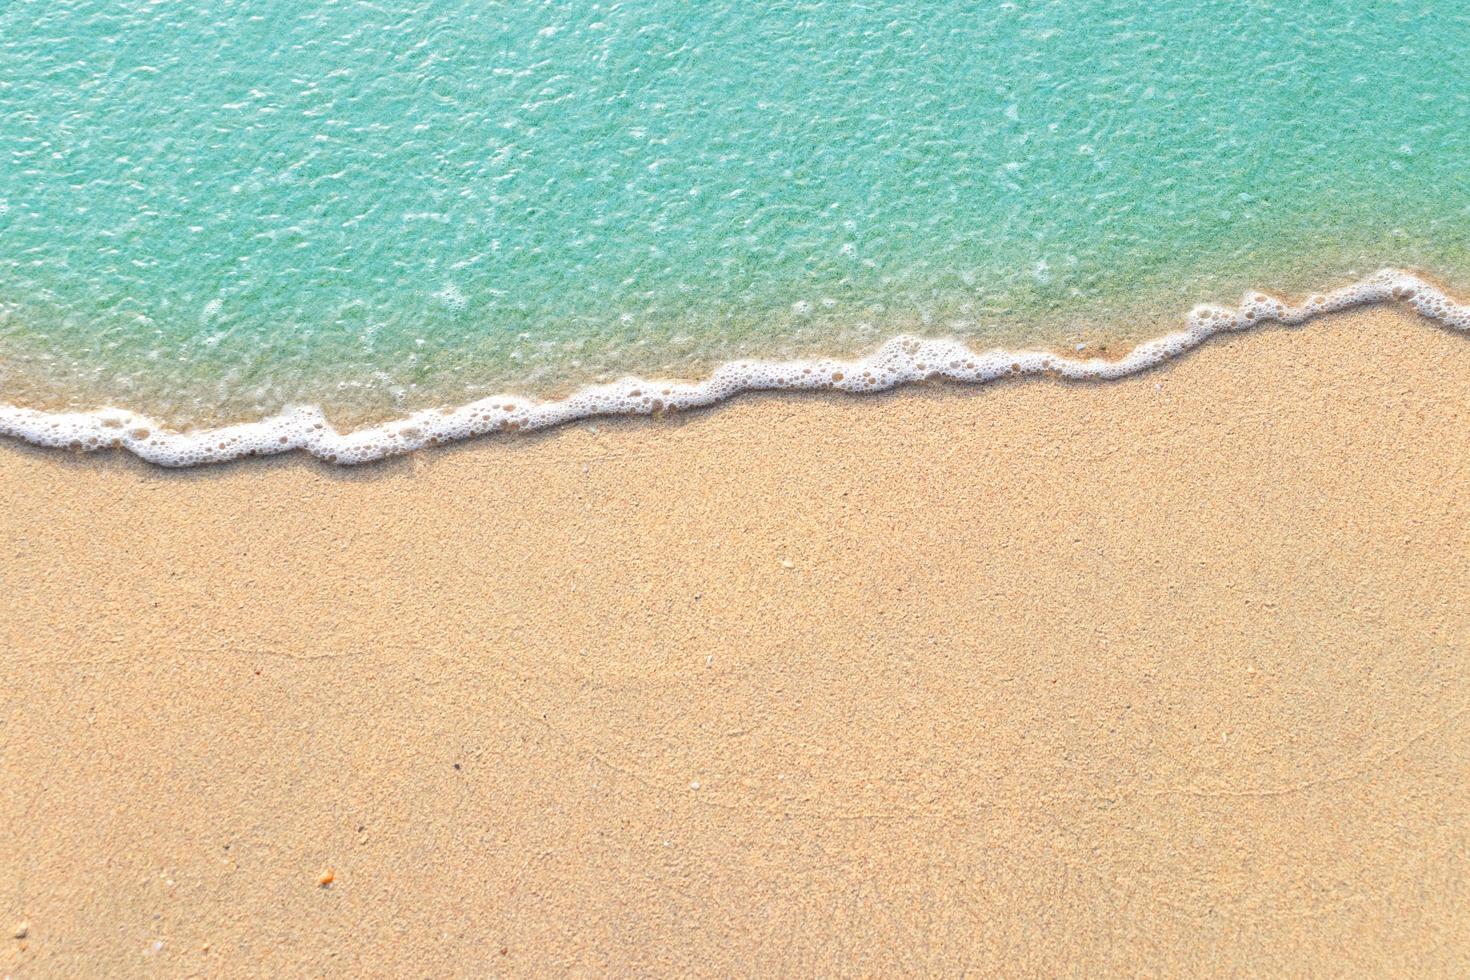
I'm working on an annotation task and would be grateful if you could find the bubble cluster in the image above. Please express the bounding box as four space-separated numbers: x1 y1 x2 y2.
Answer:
1 269 1464 467
433 283 468 313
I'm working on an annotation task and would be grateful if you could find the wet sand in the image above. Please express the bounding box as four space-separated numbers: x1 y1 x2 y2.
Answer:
3 306 1468 975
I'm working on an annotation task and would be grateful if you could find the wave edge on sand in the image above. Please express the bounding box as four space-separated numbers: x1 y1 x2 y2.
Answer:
1 268 1465 467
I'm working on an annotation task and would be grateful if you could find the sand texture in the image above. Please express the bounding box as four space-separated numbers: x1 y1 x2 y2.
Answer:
3 306 1469 976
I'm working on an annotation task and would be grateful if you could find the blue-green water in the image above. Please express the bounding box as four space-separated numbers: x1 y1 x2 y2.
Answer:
2 0 1469 430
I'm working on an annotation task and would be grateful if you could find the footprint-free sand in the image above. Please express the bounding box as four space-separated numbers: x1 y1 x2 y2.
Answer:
3 306 1467 975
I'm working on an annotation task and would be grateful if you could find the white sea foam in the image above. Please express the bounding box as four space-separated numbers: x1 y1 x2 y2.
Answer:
1 268 1466 467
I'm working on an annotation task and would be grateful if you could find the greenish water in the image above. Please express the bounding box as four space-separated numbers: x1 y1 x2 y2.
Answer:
2 0 1468 428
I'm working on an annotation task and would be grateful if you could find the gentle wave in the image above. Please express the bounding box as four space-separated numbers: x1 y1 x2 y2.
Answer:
1 268 1465 467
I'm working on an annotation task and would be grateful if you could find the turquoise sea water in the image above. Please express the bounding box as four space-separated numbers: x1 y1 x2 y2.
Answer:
2 0 1469 431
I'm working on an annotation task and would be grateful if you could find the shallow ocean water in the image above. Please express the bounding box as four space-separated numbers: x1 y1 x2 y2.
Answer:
2 0 1469 434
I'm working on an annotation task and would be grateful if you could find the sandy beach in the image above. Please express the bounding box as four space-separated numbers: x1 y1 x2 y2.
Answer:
3 305 1468 975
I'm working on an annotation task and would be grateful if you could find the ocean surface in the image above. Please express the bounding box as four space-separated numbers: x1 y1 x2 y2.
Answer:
2 1 1469 461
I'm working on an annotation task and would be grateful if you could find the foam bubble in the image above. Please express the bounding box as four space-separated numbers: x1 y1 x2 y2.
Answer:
1 269 1465 467
434 283 468 312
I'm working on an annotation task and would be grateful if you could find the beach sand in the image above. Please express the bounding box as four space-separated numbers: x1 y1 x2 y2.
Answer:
2 305 1468 976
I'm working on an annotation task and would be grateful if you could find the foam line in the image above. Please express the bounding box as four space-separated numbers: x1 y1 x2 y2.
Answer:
1 268 1466 467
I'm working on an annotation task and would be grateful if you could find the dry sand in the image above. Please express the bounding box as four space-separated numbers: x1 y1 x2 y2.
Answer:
2 306 1468 976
